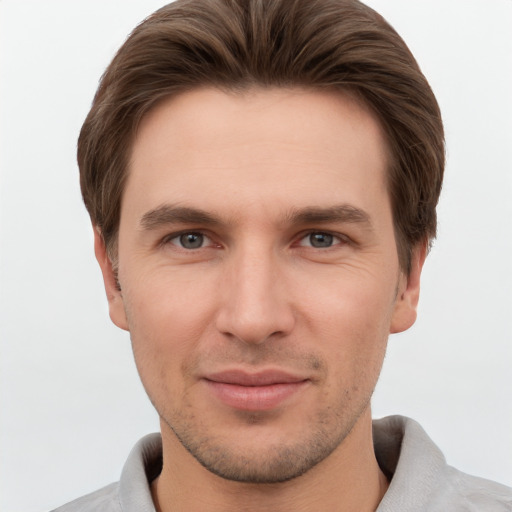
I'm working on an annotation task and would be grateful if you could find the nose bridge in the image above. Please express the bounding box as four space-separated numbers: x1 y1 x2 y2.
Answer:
216 241 294 344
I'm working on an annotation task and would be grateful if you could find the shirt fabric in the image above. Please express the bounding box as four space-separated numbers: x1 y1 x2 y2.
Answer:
52 415 512 511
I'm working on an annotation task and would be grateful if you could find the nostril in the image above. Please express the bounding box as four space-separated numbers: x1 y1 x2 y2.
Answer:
215 304 295 346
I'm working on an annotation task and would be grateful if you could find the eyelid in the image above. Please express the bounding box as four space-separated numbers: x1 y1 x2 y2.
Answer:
160 229 218 249
295 230 351 248
158 228 352 250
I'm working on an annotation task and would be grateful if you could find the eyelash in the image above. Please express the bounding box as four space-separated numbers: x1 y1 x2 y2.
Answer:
297 231 349 249
161 230 350 251
161 231 216 250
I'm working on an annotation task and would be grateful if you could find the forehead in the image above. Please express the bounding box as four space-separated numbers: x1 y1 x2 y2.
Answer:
123 87 390 226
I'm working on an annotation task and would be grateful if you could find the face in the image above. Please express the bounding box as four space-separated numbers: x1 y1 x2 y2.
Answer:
96 87 423 483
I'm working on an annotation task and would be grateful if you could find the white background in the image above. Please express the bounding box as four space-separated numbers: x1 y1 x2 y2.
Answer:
1 1 511 510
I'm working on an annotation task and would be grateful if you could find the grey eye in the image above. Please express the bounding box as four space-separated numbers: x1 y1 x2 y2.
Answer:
179 233 204 249
308 233 334 248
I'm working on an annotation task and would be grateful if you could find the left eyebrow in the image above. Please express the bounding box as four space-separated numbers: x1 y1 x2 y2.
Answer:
139 204 222 231
285 204 374 230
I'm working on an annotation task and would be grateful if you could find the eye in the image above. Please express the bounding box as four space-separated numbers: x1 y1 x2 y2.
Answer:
298 232 344 248
168 232 212 249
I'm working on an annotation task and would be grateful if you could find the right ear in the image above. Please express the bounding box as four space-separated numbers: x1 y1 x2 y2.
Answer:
93 227 129 331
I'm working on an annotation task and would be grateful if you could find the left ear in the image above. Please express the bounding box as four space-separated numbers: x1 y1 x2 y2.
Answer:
93 226 129 331
390 242 428 334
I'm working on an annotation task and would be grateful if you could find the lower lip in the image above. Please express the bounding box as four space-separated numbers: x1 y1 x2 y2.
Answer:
204 380 308 411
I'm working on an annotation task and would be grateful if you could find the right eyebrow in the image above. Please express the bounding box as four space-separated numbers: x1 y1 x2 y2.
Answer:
284 204 374 231
139 204 222 231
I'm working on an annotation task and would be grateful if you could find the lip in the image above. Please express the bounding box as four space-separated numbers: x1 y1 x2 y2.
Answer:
205 369 307 386
203 369 309 411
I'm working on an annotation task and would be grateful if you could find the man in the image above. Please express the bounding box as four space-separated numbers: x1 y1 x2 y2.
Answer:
53 0 511 510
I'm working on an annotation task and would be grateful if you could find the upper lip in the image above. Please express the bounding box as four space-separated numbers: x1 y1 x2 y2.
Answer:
204 369 308 386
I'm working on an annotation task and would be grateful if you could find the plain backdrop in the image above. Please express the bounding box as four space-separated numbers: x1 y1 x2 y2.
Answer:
1 1 511 510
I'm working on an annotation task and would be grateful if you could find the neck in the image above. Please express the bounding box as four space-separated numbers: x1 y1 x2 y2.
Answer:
151 408 388 512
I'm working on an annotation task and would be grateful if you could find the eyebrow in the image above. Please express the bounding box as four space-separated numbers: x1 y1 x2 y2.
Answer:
285 204 373 229
139 203 373 231
140 205 222 230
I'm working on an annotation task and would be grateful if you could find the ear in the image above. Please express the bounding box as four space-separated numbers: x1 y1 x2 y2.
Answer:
390 242 427 334
93 226 129 331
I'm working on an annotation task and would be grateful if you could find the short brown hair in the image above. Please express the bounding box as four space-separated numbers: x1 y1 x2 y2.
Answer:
78 0 444 273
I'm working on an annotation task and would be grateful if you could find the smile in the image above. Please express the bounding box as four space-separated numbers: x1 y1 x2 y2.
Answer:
203 370 310 411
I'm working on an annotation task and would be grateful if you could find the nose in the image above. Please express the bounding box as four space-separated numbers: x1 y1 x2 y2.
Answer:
215 247 295 345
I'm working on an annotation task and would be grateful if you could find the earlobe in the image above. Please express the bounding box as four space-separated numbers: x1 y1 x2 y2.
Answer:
390 242 427 334
93 227 129 331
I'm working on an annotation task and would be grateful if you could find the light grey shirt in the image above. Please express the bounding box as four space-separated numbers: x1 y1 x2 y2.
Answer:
52 416 512 511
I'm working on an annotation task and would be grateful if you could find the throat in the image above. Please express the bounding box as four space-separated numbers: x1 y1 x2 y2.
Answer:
151 410 389 512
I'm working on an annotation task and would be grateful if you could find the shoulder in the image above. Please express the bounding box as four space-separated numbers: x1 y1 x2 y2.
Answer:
50 433 162 512
374 416 512 511
430 467 512 511
51 482 121 512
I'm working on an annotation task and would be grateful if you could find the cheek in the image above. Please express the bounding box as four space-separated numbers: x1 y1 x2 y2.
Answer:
298 270 395 371
122 270 219 375
302 266 396 332
125 264 217 327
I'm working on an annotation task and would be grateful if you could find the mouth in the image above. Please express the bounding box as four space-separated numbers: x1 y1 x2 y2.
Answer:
203 369 310 411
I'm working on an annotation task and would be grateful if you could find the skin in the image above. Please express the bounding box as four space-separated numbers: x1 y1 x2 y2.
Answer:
95 87 425 512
